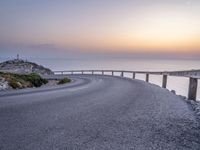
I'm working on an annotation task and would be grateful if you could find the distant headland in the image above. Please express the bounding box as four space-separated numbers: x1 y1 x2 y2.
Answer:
0 58 71 91
0 58 54 75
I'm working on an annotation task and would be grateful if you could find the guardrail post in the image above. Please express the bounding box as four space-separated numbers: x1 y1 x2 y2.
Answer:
162 75 167 88
132 73 135 79
102 71 104 75
82 71 83 74
112 71 114 76
121 71 124 77
146 74 149 82
92 70 94 75
71 71 73 75
188 77 197 101
61 71 63 75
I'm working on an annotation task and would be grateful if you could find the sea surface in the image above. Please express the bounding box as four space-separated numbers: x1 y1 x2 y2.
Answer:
29 58 200 72
1 58 200 101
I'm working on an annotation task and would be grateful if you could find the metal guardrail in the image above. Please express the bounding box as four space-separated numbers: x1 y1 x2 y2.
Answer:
53 70 199 101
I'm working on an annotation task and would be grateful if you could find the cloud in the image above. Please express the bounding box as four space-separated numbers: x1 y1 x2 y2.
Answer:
27 44 56 49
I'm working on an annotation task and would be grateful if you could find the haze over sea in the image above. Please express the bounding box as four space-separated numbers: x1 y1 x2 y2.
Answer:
1 57 200 72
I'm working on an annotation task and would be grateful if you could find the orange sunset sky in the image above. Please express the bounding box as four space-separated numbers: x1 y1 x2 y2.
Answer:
0 0 200 58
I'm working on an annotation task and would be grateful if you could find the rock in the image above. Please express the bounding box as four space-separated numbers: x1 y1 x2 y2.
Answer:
179 95 187 100
195 107 200 111
171 90 176 94
0 59 54 75
187 100 200 118
189 100 196 105
16 82 23 88
0 77 10 90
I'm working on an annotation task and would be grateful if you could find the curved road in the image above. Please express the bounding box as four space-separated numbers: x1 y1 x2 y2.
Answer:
0 75 200 150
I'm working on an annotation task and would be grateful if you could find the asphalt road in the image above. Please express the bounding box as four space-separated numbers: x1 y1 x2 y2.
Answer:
0 75 200 150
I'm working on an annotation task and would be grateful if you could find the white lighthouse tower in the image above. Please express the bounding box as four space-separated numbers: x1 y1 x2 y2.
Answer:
17 54 19 60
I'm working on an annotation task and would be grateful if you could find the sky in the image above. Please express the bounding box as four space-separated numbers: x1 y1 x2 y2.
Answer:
0 0 200 59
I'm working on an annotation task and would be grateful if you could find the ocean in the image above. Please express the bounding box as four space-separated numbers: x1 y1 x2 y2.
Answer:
29 58 200 72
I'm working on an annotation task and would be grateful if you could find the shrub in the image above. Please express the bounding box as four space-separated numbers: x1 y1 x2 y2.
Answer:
25 73 48 87
58 78 71 85
1 72 48 88
9 79 20 89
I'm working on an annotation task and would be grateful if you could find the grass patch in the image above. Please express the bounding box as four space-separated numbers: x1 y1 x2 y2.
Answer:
0 72 48 89
58 78 71 85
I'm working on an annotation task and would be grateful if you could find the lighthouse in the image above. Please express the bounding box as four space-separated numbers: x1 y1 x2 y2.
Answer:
17 54 19 60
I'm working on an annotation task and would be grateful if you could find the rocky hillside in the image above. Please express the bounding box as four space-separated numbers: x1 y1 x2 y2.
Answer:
0 59 54 75
0 72 48 91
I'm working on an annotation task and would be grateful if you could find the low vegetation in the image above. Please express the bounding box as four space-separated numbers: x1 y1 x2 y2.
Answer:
58 78 71 85
0 72 48 89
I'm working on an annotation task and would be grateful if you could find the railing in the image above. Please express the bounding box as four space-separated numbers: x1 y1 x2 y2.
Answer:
53 70 200 101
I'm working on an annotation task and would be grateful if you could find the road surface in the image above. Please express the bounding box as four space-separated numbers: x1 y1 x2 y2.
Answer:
0 75 200 150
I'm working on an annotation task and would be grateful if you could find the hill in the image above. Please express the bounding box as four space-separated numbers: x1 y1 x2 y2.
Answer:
0 59 54 75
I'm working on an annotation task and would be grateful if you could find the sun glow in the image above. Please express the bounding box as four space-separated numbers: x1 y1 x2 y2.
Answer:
0 1 200 54
56 9 200 53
